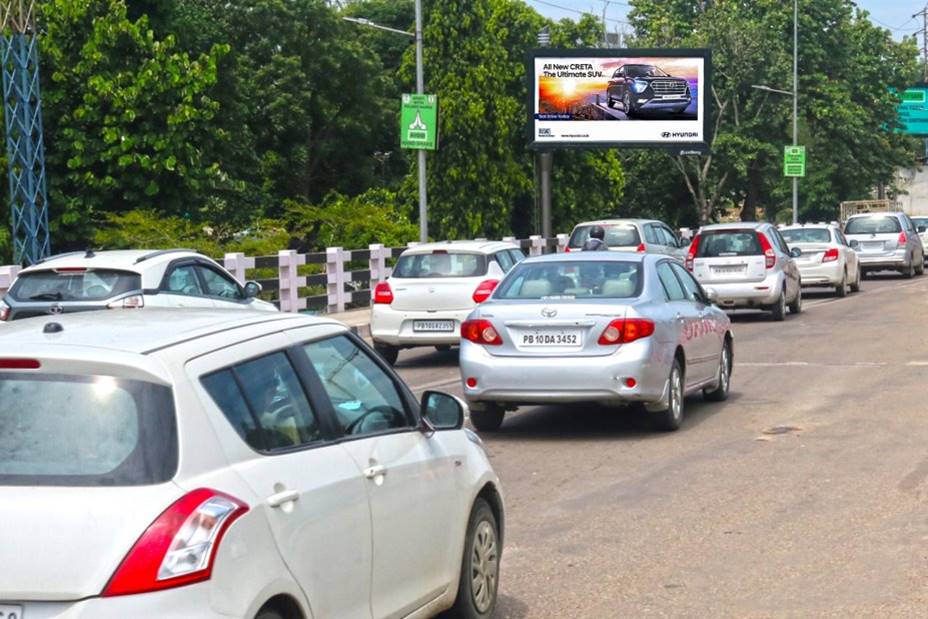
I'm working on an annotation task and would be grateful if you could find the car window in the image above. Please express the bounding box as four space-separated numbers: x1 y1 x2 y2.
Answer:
771 229 789 253
781 228 831 243
658 226 678 247
203 352 322 451
508 248 526 264
912 217 928 229
495 260 642 299
644 225 659 244
656 262 686 301
844 216 901 235
835 230 848 245
392 251 487 278
197 265 243 299
696 231 763 257
494 251 514 272
670 262 705 303
164 265 204 296
10 269 141 302
568 224 641 249
302 336 410 438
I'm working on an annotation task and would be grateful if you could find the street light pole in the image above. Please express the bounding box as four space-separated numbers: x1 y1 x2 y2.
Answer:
414 0 428 243
792 0 798 225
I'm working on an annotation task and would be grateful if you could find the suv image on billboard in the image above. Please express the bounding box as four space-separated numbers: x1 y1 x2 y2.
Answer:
606 64 691 117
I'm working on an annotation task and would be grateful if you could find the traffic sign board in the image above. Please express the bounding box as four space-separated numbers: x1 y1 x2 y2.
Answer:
400 94 438 150
783 145 805 178
893 86 928 136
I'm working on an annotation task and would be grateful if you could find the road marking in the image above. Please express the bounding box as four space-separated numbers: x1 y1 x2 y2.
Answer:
409 376 460 391
739 361 890 368
907 361 928 367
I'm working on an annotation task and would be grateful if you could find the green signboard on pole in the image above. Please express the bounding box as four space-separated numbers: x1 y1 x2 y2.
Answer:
400 94 438 150
784 145 805 177
893 86 928 136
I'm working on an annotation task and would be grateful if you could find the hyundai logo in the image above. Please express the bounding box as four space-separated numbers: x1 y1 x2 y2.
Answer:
661 131 671 138
541 307 557 318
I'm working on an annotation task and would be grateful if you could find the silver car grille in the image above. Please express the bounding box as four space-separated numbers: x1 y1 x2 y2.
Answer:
651 80 687 96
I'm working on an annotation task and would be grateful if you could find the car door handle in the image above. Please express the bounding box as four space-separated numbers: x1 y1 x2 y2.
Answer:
266 489 300 508
363 464 387 479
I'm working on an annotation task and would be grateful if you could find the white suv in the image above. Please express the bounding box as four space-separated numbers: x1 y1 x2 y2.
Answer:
371 241 524 364
0 310 503 618
1 249 275 321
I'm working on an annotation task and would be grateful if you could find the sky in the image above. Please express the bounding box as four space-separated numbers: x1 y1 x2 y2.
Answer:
526 0 924 43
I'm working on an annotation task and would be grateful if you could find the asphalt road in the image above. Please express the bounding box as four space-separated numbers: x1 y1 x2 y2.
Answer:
393 272 928 618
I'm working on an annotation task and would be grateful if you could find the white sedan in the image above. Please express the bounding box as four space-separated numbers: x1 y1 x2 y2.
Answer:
371 241 524 364
0 310 503 618
781 224 861 297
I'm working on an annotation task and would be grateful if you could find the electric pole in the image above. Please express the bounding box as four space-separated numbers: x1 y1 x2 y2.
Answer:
915 5 928 83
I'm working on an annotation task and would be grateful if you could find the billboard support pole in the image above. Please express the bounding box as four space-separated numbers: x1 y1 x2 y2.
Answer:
791 0 799 225
540 151 552 239
415 0 428 243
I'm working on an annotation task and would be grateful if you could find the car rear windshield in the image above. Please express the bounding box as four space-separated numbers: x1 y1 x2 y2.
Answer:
696 230 763 257
844 216 901 235
495 261 642 299
568 225 641 248
781 228 832 243
912 217 928 228
392 251 487 278
0 373 177 486
10 269 141 302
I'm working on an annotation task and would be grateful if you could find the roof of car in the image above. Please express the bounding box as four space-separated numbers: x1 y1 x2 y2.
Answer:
401 240 519 255
21 249 208 274
845 211 906 218
573 219 662 228
522 251 650 264
698 222 772 231
781 223 836 229
0 309 334 355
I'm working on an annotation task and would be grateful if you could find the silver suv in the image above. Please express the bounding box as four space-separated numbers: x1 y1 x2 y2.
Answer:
843 212 925 278
568 219 687 260
686 222 802 321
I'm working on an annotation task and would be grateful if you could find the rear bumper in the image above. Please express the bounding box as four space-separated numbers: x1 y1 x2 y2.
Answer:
703 273 783 309
10 583 230 619
459 338 670 406
857 249 907 269
797 261 843 286
371 305 473 346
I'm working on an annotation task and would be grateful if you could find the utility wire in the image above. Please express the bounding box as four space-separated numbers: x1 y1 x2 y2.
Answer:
525 0 631 26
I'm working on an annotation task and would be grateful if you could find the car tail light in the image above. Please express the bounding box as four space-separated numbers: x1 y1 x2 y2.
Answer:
757 232 776 269
564 246 571 253
103 488 248 597
685 236 701 271
822 248 839 263
598 318 655 345
108 294 144 309
898 231 907 245
0 300 9 321
461 319 502 346
0 358 40 369
472 279 499 304
53 267 87 273
636 243 646 253
373 281 393 305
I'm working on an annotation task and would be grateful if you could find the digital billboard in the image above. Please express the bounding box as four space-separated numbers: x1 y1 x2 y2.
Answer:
528 49 710 151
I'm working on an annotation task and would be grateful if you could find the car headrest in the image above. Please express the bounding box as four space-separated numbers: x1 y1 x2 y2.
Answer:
602 279 635 297
520 279 552 297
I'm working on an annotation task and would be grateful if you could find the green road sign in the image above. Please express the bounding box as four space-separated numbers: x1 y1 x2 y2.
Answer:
893 86 928 136
784 145 805 178
400 94 438 150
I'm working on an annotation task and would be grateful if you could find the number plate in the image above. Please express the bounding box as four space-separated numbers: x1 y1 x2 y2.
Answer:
520 331 581 347
0 605 23 619
413 320 454 333
712 265 745 274
861 241 884 251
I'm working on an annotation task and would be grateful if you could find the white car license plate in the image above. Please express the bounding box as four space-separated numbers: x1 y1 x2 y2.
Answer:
521 331 580 347
413 320 454 333
712 265 745 274
0 605 23 619
862 241 884 251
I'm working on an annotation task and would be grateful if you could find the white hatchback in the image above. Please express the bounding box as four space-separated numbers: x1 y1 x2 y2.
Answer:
370 241 524 364
0 310 503 619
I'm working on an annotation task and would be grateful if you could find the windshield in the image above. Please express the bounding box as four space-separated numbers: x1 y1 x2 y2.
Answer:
569 225 641 249
696 230 763 257
626 65 669 78
393 251 487 278
0 373 177 486
495 260 642 299
844 216 901 235
781 228 832 243
10 269 141 302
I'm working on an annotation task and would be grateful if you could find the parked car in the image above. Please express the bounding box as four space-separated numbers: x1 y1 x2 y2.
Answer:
605 64 692 117
0 310 503 618
459 252 733 432
370 241 524 365
910 216 928 263
781 223 861 297
567 219 688 260
685 222 802 321
0 249 274 322
843 212 925 278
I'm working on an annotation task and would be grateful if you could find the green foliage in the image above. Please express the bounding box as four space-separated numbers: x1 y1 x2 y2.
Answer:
285 189 418 251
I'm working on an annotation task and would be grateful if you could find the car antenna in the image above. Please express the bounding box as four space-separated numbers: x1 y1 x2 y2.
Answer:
85 247 95 258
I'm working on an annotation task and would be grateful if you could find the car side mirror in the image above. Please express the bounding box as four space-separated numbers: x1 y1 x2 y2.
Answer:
918 225 927 233
420 390 466 431
703 286 719 305
789 247 802 259
849 239 860 249
244 281 262 298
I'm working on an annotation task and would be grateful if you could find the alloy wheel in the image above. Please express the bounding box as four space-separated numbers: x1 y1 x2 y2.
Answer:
470 519 499 613
670 366 683 422
719 346 730 394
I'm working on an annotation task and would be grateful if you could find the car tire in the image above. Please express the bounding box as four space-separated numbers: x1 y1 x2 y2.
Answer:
788 285 802 314
835 272 848 298
770 289 786 321
850 266 862 292
903 260 915 279
652 360 684 432
917 259 925 276
373 343 399 366
470 405 505 432
623 92 634 117
448 498 501 619
435 345 452 352
703 341 732 402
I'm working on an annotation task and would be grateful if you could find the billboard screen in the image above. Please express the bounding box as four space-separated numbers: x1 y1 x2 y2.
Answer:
528 49 710 151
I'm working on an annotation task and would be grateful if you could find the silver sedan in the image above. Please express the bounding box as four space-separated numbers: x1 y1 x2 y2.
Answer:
459 252 734 432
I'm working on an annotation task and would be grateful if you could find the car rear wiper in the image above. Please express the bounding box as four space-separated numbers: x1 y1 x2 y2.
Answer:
28 292 64 300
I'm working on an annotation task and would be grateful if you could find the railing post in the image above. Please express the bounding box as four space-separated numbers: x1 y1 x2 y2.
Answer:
0 265 21 297
278 250 307 313
223 252 249 285
556 233 569 253
326 247 347 314
529 235 545 257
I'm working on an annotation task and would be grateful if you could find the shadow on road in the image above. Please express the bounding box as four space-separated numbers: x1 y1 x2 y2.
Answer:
393 347 460 369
